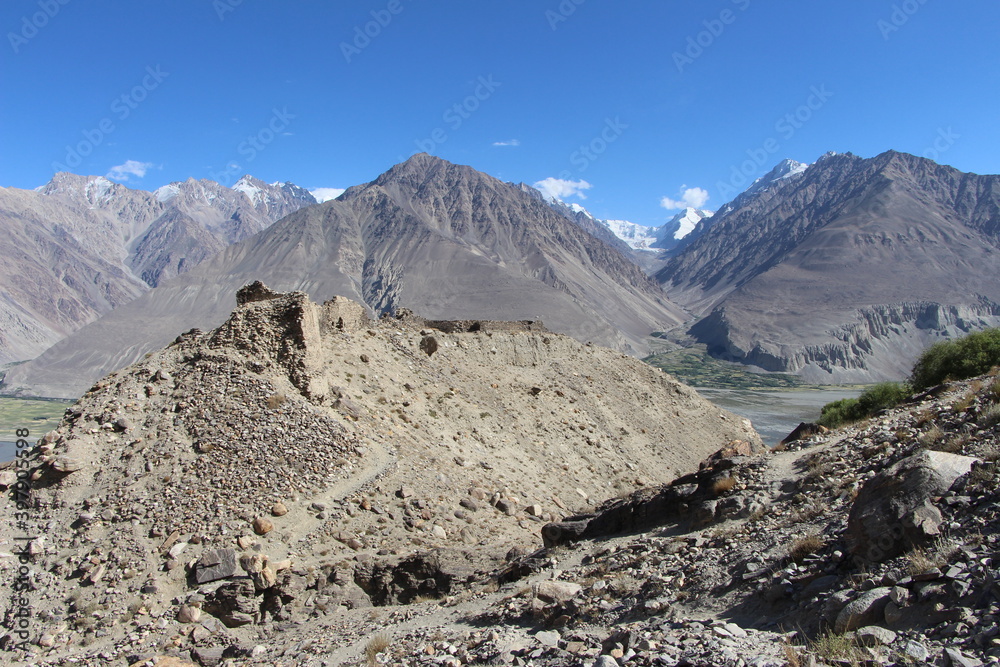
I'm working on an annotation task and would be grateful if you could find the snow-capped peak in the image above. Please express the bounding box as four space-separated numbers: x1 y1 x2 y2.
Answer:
751 158 808 187
83 176 116 205
716 158 811 217
666 207 714 241
233 175 267 206
614 221 664 249
154 183 180 203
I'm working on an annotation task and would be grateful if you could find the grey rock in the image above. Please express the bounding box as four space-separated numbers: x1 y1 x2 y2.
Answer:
945 647 983 667
835 587 891 633
855 625 897 646
846 450 977 562
691 499 717 526
534 580 582 603
535 630 560 648
195 548 240 584
902 640 929 662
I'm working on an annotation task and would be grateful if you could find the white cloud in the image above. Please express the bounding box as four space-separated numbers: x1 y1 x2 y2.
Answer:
660 185 710 210
106 160 155 182
492 139 521 147
310 187 345 203
533 177 593 201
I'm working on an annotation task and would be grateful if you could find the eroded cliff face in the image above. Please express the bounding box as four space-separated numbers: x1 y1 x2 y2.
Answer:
693 299 1000 382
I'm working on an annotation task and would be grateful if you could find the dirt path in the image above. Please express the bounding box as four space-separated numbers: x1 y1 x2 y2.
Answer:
276 434 397 552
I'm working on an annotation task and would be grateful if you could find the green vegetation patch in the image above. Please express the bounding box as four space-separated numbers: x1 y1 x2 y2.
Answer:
910 328 1000 391
0 397 72 442
817 381 911 428
644 345 804 389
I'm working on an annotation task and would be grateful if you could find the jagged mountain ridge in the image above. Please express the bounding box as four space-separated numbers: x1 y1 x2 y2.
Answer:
516 183 635 255
658 150 1000 382
0 173 315 365
3 154 687 398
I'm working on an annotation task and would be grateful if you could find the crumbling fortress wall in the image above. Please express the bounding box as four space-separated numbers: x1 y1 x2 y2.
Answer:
389 307 547 335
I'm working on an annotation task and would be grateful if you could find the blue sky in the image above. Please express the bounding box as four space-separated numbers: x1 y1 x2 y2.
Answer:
2 0 998 226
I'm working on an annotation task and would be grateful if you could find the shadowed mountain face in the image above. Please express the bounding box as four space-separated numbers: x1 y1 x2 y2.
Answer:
4 154 686 398
658 151 1000 382
0 174 315 365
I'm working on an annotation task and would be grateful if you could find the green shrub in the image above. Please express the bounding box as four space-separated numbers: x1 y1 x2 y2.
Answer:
911 328 1000 391
817 382 910 429
818 397 861 429
856 381 911 414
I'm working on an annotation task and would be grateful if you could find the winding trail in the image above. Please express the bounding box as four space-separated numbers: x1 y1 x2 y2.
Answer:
277 434 398 553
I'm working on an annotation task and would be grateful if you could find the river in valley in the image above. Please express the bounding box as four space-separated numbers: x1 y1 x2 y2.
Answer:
697 387 863 447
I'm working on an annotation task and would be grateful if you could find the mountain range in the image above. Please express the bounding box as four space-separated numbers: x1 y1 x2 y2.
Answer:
657 150 1000 382
3 149 1000 397
3 154 685 398
0 173 314 364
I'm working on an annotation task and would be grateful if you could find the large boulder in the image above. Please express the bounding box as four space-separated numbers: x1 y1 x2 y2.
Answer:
846 450 976 563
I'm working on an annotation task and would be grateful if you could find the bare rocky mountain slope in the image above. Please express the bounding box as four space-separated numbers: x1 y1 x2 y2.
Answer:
0 285 759 665
3 154 686 399
657 151 1000 383
0 173 315 366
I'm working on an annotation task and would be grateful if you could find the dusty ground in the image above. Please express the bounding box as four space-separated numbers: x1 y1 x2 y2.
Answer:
0 288 759 665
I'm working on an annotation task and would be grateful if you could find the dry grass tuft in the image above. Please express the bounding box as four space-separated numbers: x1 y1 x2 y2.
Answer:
783 638 802 667
265 392 287 409
981 403 1000 428
809 631 864 666
789 534 824 563
918 424 944 448
365 633 390 667
906 547 941 576
934 433 969 454
713 476 737 496
952 393 975 412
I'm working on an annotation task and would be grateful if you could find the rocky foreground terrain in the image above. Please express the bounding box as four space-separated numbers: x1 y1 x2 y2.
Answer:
0 284 759 666
4 287 1000 667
